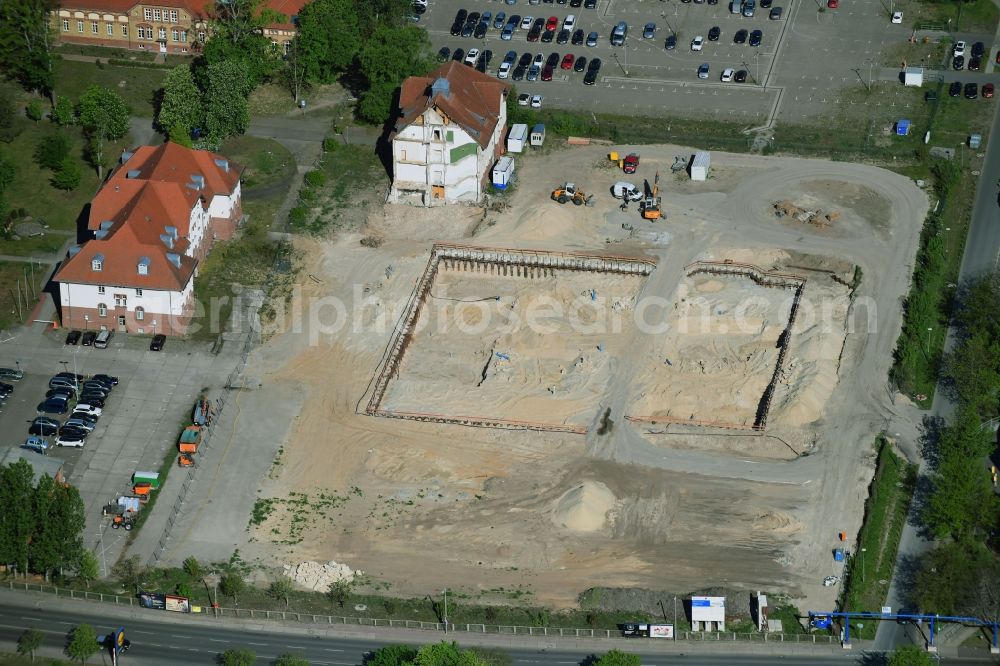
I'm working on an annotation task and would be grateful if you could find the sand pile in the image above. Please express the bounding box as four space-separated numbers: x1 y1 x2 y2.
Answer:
284 560 361 591
552 481 616 532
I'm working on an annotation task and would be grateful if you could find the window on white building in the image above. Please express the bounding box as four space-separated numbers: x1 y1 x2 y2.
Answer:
97 285 106 294
135 288 143 296
135 307 145 321
62 20 69 31
143 7 152 20
98 303 107 317
114 294 127 308
170 9 177 22
152 8 161 21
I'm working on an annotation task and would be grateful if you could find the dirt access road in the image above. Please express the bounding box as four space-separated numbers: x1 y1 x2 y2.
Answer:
159 143 927 615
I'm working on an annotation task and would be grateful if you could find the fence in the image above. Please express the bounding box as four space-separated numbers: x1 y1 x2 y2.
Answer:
3 581 839 645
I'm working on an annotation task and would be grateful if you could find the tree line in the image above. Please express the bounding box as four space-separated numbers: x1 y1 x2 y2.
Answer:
913 270 1000 620
0 459 89 583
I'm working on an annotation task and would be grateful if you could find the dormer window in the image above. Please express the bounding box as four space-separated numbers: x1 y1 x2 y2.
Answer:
138 263 148 275
91 254 104 271
137 256 150 275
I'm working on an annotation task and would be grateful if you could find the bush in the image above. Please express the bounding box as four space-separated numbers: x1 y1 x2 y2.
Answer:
25 100 43 122
323 137 340 152
288 206 308 227
35 132 72 170
304 169 326 188
51 155 82 191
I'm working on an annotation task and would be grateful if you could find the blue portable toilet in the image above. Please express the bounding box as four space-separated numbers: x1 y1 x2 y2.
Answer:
896 119 911 136
833 548 846 562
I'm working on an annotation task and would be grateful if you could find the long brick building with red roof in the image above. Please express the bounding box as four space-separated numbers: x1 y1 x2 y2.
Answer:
55 143 243 336
51 0 304 55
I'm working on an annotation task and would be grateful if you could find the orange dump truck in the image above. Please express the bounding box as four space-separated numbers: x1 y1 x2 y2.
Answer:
177 425 202 454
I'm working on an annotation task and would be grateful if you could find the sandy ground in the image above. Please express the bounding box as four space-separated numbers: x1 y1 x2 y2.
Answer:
172 142 929 614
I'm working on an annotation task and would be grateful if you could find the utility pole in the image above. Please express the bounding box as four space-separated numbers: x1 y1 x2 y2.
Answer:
861 547 867 582
673 595 677 639
443 588 449 632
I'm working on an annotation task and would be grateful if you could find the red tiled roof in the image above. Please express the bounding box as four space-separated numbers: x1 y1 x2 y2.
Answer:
56 143 239 293
396 61 510 149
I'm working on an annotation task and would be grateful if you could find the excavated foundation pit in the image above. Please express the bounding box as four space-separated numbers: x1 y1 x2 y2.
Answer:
365 244 656 433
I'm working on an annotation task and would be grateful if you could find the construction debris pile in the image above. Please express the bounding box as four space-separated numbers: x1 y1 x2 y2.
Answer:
772 200 841 227
283 560 361 591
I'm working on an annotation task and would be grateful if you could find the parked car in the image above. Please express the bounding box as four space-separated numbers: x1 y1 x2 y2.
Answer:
735 69 748 82
949 80 962 97
665 34 676 50
749 29 762 46
965 82 979 99
691 35 704 51
954 40 966 58
574 55 587 71
65 330 82 345
48 377 79 392
530 94 542 108
734 29 748 44
561 53 575 69
572 28 584 44
502 23 516 39
969 55 981 71
91 374 119 387
584 57 601 84
527 25 542 41
769 6 782 19
587 31 598 46
546 52 559 67
971 41 984 57
643 22 656 39
55 371 86 382
29 418 60 436
891 10 902 23
0 368 23 380
541 63 554 80
64 418 96 433
721 67 735 82
521 15 534 29
68 411 98 425
708 26 720 41
81 331 97 346
826 0 837 7
557 28 570 43
46 388 75 400
56 433 87 448
72 404 103 417
512 65 526 80
519 52 533 67
82 380 111 392
541 28 555 42
79 394 107 408
545 15 558 30
494 11 507 28
23 436 50 455
953 55 965 70
498 61 512 78
984 83 995 98
517 93 531 105
37 399 70 415
759 0 771 6
697 63 710 79
584 0 596 8
527 64 540 80
474 21 488 38
452 48 465 62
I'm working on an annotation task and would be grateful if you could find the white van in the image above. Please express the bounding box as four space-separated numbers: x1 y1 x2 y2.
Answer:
612 181 643 201
94 329 114 349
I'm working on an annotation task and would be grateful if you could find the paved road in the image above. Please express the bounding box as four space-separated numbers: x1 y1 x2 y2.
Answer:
3 590 999 665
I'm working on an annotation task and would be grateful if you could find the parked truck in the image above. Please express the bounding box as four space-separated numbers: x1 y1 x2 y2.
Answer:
178 425 203 454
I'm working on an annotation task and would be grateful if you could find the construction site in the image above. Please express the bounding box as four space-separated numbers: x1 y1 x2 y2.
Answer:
161 143 929 615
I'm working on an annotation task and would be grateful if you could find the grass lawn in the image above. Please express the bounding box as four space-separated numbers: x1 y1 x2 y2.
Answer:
219 136 296 191
914 0 999 33
0 234 67 257
54 58 167 118
290 140 385 234
839 439 915 640
1 120 98 233
0 261 49 330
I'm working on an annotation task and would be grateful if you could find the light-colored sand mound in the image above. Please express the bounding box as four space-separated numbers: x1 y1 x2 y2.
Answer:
552 481 616 532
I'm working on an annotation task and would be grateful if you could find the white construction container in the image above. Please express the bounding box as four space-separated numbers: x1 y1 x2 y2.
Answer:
903 67 924 87
530 124 546 147
492 156 515 190
690 151 711 181
507 123 528 153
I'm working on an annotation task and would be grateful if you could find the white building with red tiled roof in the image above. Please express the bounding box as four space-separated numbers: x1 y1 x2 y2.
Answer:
389 62 511 205
55 143 243 336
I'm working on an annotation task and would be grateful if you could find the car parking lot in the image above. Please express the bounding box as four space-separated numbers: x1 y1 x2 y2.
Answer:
0 328 238 570
421 0 923 122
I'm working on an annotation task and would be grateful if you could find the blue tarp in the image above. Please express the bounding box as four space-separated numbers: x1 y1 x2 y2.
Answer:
896 119 911 136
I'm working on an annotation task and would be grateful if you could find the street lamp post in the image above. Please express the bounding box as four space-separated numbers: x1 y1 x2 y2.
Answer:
443 588 449 632
926 327 933 354
673 595 677 640
861 547 867 582
84 315 89 330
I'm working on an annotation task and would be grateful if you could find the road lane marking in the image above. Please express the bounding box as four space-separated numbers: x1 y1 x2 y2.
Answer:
173 635 194 639
289 645 307 649
325 648 345 652
133 630 155 634
249 642 267 646
208 638 227 642
19 617 43 621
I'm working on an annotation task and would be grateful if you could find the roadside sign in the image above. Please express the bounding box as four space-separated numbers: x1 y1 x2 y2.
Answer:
649 624 674 638
881 606 891 616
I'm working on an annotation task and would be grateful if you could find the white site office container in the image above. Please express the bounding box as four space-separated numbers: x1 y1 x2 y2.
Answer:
492 156 515 190
507 123 528 153
903 67 924 87
690 151 711 181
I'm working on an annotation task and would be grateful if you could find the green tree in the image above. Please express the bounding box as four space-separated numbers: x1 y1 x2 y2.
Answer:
592 650 641 666
76 551 99 589
944 331 1000 415
924 451 998 541
294 0 361 84
77 85 130 179
50 154 82 191
183 555 203 579
355 24 431 123
0 460 37 575
0 90 17 142
220 571 246 605
204 60 254 141
158 65 203 140
275 654 311 666
16 628 44 662
65 623 99 664
413 642 486 666
914 540 993 614
954 272 1000 343
467 648 511 666
326 577 353 608
26 99 43 121
219 647 256 665
0 0 55 95
112 554 145 594
888 645 933 666
52 96 75 126
200 0 282 85
34 131 71 170
267 578 294 609
367 644 418 666
30 476 85 581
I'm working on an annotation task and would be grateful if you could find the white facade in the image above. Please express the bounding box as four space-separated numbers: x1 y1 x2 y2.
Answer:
390 103 507 205
58 278 194 327
206 182 240 218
